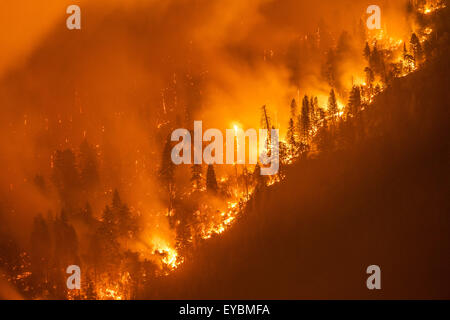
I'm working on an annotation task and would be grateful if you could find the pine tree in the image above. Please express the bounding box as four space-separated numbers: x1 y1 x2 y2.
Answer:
310 96 319 129
364 67 374 86
410 33 423 66
298 95 311 143
364 67 375 100
402 42 408 60
278 141 288 174
100 204 117 243
328 89 339 121
206 164 218 194
53 212 79 270
94 203 121 271
347 86 361 116
336 31 352 55
402 43 415 73
290 98 297 119
286 118 296 146
318 107 327 121
323 49 336 87
369 43 385 77
286 118 298 158
110 189 137 239
102 204 113 225
315 119 332 152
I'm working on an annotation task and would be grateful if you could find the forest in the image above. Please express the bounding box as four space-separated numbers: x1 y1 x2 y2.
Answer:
0 0 448 299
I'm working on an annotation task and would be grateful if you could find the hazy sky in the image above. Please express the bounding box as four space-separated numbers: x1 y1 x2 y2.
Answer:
1 0 408 76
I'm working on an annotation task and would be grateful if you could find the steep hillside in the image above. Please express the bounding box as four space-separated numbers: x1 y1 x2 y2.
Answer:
145 39 450 299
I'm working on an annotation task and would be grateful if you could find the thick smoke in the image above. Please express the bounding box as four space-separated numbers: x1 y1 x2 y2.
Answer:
0 0 411 245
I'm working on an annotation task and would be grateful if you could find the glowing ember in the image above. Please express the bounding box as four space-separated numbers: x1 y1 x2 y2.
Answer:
156 247 181 269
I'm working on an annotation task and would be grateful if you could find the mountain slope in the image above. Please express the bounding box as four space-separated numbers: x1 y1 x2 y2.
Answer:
144 39 450 299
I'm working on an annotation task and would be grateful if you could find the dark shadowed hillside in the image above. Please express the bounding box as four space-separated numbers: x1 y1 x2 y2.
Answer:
145 32 450 299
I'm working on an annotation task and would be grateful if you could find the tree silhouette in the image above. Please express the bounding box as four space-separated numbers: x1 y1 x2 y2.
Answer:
286 118 298 157
290 98 297 119
206 164 218 194
323 49 336 87
310 96 319 129
347 86 361 116
410 33 423 66
298 95 311 143
328 89 339 122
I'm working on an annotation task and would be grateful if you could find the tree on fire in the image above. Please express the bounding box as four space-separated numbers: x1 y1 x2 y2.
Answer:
191 164 203 191
298 95 311 143
347 86 362 117
410 33 424 66
328 89 339 122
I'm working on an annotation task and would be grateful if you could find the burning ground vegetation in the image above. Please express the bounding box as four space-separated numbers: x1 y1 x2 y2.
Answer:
0 0 448 299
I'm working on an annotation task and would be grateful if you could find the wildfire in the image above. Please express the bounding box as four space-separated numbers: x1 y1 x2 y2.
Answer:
98 287 124 300
424 27 433 35
155 247 181 270
4 0 445 302
201 199 242 239
69 12 439 291
418 1 446 15
151 236 183 270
